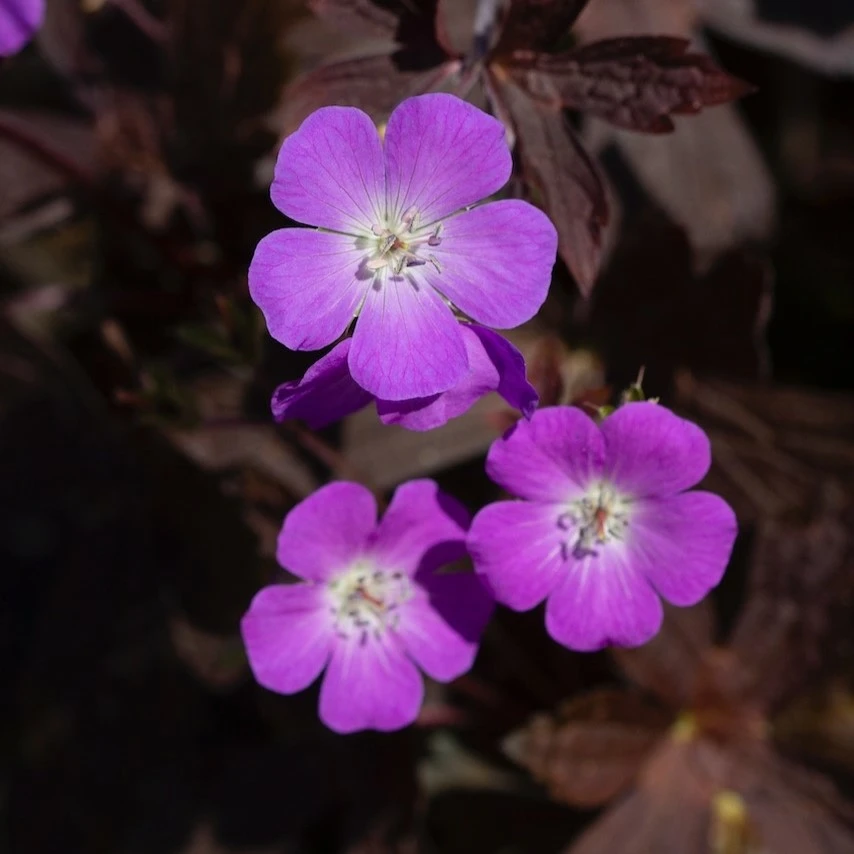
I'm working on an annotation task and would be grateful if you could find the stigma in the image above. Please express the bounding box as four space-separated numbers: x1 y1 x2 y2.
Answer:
326 563 413 643
367 207 443 275
558 482 632 559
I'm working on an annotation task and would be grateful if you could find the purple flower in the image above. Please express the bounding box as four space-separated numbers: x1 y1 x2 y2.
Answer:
249 93 557 402
241 480 494 733
0 0 43 56
271 324 538 432
467 403 737 651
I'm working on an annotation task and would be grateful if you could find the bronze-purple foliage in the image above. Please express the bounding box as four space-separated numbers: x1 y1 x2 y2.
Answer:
285 0 753 294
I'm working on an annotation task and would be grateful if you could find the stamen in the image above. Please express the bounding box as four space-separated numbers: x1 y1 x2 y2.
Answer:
328 563 413 641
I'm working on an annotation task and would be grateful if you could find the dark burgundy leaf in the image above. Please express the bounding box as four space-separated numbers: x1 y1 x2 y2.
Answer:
308 0 399 39
503 689 671 808
515 36 755 133
727 488 854 714
494 0 592 54
494 76 608 295
280 54 457 133
612 601 715 710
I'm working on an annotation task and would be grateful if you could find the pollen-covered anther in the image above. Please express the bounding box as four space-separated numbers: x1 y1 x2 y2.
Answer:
328 564 413 640
565 482 632 558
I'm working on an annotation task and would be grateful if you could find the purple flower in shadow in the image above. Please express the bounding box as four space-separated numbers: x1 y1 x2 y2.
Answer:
468 403 737 651
0 0 43 56
249 92 557 402
271 324 538 432
241 480 494 733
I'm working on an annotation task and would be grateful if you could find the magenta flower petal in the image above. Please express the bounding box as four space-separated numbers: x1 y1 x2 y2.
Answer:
241 583 332 694
369 479 469 576
271 339 373 428
486 407 605 502
319 637 423 733
276 482 376 581
398 572 494 681
0 0 44 56
424 200 557 328
545 550 664 651
602 402 711 497
249 229 369 351
349 269 467 400
383 93 511 224
376 325 537 430
271 106 383 233
467 501 565 610
629 492 737 606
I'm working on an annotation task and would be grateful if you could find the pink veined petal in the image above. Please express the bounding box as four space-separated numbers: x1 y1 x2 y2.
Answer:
368 479 469 576
601 403 712 498
397 571 494 682
467 501 566 611
627 491 737 607
485 406 605 502
318 635 424 733
383 93 511 224
277 482 377 581
240 583 332 695
544 546 664 652
348 267 468 400
249 229 370 351
376 324 537 430
423 200 557 328
271 105 384 233
0 0 44 56
271 339 374 428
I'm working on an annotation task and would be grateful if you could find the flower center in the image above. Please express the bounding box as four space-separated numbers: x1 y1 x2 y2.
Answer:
366 206 443 275
558 481 632 559
326 563 413 642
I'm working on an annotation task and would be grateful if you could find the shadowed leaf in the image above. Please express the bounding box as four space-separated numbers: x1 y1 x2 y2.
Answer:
516 36 754 132
308 0 398 38
495 78 608 294
495 0 592 54
503 689 671 807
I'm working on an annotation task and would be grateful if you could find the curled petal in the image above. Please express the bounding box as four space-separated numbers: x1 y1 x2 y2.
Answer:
486 406 605 502
629 492 737 606
468 501 565 611
398 571 494 681
370 479 469 576
377 325 537 430
272 105 383 233
271 339 373 428
0 0 44 56
319 635 423 733
349 268 467 400
241 583 332 695
601 402 711 497
249 229 369 351
384 93 511 224
545 548 663 651
426 200 558 328
277 482 377 581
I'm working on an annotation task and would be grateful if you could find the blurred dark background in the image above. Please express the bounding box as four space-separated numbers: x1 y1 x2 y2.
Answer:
1 1 853 853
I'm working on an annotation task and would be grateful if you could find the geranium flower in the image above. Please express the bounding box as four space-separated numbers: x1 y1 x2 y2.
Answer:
0 0 44 56
249 93 557 402
271 324 537 432
241 479 494 733
467 402 737 651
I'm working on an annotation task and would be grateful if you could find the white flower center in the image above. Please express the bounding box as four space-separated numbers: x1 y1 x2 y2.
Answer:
326 563 413 642
558 481 632 560
366 206 443 276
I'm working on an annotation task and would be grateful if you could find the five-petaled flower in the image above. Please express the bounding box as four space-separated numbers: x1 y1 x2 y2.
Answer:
468 402 737 651
249 93 557 402
0 0 44 56
241 479 494 733
271 323 537 432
